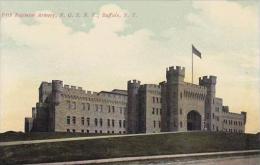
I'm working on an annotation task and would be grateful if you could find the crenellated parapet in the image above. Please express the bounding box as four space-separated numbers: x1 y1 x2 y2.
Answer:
127 79 141 86
166 66 185 83
166 66 185 77
64 84 85 93
199 76 217 86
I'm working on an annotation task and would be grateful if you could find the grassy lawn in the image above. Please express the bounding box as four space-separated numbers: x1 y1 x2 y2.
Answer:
0 132 259 164
0 131 110 142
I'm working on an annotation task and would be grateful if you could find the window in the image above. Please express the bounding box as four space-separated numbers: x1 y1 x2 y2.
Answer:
67 129 70 132
95 118 98 126
72 102 76 109
156 97 159 103
100 130 102 133
81 117 84 125
100 105 103 112
123 120 126 128
119 120 122 128
67 116 70 124
212 113 215 119
156 108 158 115
160 109 162 115
108 105 111 113
67 101 70 109
159 121 161 128
107 130 110 134
153 97 155 103
112 106 115 113
119 131 121 134
72 129 75 133
180 92 182 99
152 108 155 114
112 131 114 134
82 103 86 110
120 107 122 114
95 130 97 133
112 119 115 127
87 130 89 133
95 104 98 111
153 120 156 128
180 121 182 128
72 116 76 124
87 103 90 110
100 118 103 127
81 130 84 133
180 108 182 115
87 117 90 126
107 119 110 127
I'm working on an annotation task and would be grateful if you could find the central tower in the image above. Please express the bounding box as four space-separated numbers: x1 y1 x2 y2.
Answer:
162 66 185 131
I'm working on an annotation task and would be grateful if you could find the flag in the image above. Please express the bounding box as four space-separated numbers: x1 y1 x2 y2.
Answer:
192 45 201 58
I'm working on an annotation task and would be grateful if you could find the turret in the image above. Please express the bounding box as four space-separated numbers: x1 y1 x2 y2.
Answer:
159 81 168 132
127 79 141 134
199 76 217 131
199 76 217 97
52 80 63 105
164 66 185 131
39 82 52 103
166 66 185 84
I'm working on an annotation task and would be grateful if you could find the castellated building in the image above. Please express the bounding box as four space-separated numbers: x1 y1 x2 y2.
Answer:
25 66 246 134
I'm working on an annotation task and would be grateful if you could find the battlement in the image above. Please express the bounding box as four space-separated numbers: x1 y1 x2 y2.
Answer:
142 84 161 89
166 66 185 76
222 106 229 113
166 66 185 83
184 82 207 91
40 81 52 86
63 84 84 91
199 75 217 85
128 79 141 85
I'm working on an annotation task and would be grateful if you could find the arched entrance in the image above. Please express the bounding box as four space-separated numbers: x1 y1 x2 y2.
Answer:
187 110 201 131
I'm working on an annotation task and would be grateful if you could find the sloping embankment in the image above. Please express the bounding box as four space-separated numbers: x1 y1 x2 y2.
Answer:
0 132 259 164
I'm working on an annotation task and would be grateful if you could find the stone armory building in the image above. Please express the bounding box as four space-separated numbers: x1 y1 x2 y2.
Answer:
25 66 246 134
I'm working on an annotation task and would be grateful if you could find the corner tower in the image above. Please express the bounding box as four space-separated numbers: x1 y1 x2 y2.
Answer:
127 80 141 134
49 80 63 131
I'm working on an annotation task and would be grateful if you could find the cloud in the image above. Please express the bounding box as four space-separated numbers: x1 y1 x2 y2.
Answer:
0 4 159 132
0 2 259 133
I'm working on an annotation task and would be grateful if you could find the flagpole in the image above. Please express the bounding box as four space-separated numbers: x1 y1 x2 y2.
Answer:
192 45 193 83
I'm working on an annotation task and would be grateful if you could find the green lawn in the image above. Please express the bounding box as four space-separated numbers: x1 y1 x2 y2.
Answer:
0 132 259 164
0 131 109 142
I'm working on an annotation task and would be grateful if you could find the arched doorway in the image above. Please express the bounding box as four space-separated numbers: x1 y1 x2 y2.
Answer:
187 110 201 131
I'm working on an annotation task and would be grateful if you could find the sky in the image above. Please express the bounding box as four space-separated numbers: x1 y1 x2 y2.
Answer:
0 0 259 133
